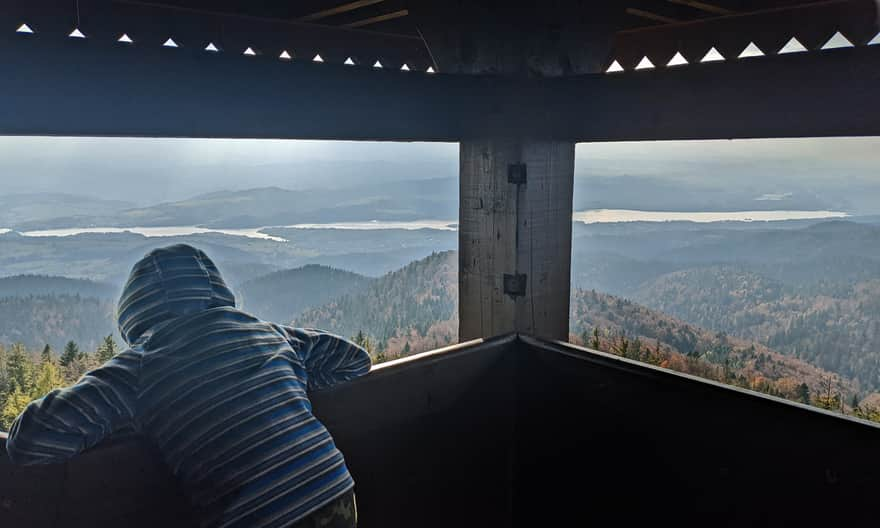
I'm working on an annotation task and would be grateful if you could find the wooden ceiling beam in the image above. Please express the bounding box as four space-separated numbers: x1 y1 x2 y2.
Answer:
296 0 387 23
625 7 681 24
343 9 410 29
667 0 736 16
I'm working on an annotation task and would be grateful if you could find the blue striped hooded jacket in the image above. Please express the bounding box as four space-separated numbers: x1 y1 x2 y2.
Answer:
6 244 372 527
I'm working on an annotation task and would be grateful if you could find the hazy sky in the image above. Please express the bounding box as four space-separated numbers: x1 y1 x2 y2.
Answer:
0 136 876 203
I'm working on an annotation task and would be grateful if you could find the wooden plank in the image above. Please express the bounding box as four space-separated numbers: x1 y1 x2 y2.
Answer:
667 0 736 16
297 0 386 22
515 141 574 340
625 7 681 24
459 139 519 341
343 9 410 29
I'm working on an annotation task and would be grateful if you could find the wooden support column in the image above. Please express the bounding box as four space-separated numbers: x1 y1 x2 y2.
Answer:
459 139 574 342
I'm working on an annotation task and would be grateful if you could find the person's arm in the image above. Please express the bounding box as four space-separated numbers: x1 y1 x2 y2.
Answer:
274 326 372 391
6 349 140 465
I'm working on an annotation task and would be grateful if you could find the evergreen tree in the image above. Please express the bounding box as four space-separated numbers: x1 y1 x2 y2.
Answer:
0 385 31 430
32 360 64 400
96 335 118 363
403 341 411 355
41 344 52 363
591 327 600 350
6 344 31 392
60 341 80 367
796 382 810 404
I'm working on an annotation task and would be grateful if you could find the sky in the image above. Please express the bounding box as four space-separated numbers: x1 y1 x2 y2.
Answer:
0 136 877 205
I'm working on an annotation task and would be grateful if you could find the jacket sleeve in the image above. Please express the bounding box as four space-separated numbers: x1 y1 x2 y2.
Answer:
275 326 372 391
6 349 141 465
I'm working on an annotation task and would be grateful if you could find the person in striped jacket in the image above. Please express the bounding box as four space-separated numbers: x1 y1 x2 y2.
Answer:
6 244 371 528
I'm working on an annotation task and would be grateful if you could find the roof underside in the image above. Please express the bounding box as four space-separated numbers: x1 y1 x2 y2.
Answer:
0 0 878 141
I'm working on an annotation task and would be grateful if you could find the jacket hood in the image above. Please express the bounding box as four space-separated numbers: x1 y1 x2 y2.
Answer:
118 244 236 345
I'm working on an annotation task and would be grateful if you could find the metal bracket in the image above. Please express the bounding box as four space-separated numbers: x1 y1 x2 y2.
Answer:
507 163 527 184
503 273 527 297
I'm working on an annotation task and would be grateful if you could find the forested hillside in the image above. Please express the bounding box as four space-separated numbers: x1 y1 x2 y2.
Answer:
237 265 370 324
569 288 878 409
294 251 457 359
633 266 880 391
0 295 116 352
0 275 116 299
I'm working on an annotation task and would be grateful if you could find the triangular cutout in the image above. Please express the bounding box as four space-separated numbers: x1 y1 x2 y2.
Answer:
373 60 383 68
313 54 324 62
243 47 256 56
635 56 654 70
118 33 133 43
821 31 854 50
279 50 293 60
667 52 688 67
163 38 178 48
778 37 807 54
401 63 410 71
426 66 436 73
606 60 624 73
205 42 220 52
344 57 356 65
701 47 725 63
16 23 34 34
69 28 86 39
870 32 880 46
738 42 764 58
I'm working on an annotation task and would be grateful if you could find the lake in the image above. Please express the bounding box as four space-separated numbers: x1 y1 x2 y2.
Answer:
1 210 849 241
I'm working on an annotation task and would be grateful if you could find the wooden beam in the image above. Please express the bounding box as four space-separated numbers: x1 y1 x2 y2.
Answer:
343 9 410 29
0 28 878 142
625 7 680 24
666 0 736 16
459 140 574 341
297 0 386 23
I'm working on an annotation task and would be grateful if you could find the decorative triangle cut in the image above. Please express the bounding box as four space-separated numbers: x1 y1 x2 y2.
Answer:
243 47 256 56
701 47 725 62
868 32 880 46
205 43 219 52
16 23 34 34
69 28 86 39
635 56 654 70
313 54 324 62
401 63 410 71
279 50 293 60
426 66 436 73
118 34 133 43
163 38 179 48
344 57 356 65
738 42 764 58
373 60 383 68
667 52 688 66
606 60 624 73
821 31 854 50
778 37 807 54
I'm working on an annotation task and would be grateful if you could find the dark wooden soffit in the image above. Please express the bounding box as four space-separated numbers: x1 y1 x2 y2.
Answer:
0 29 878 142
0 0 431 70
611 0 880 70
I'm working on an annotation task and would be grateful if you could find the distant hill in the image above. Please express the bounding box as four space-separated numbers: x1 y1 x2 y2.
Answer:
0 193 134 230
237 265 371 324
15 180 458 230
0 294 116 352
569 288 871 403
632 266 880 391
294 251 457 357
0 275 117 299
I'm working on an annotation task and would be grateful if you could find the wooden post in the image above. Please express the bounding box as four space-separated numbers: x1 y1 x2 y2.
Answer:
459 139 574 342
